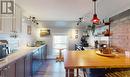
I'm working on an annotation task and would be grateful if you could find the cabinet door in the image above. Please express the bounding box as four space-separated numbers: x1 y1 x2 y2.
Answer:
0 5 22 33
0 69 3 77
15 5 22 33
1 67 8 77
0 62 15 77
1 15 13 33
4 63 15 77
0 67 7 77
42 45 47 60
16 57 25 77
33 49 42 60
0 0 14 33
44 45 47 59
0 15 3 32
41 47 44 60
25 54 32 77
32 49 43 76
7 62 16 77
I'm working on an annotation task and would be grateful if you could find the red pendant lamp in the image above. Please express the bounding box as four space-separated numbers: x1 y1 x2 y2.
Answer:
91 0 100 24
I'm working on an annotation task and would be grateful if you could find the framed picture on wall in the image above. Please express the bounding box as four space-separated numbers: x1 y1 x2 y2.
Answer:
27 26 31 35
40 29 50 37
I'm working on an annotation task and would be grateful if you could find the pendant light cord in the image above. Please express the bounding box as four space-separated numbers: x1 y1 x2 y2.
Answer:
93 0 97 14
94 0 96 14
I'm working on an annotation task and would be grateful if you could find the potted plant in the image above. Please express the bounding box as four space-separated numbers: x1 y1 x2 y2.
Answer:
87 24 96 35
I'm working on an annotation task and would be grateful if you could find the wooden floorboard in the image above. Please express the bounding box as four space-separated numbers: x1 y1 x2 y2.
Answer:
33 60 85 77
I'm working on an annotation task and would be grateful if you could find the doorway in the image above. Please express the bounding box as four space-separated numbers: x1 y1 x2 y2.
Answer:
52 35 68 56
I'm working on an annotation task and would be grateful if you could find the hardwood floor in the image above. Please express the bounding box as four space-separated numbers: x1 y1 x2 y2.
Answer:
33 60 65 77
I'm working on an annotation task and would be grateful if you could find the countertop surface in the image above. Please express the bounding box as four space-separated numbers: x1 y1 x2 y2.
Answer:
83 47 94 50
64 50 130 69
0 45 45 68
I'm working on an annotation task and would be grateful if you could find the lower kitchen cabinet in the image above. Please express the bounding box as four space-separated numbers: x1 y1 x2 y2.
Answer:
32 45 47 76
7 62 16 77
0 67 8 77
25 53 32 77
15 53 32 77
0 62 16 77
0 45 47 77
16 57 25 77
41 45 47 60
32 49 43 75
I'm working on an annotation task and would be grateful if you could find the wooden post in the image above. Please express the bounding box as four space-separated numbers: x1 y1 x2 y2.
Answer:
69 69 74 77
65 69 68 77
77 69 79 77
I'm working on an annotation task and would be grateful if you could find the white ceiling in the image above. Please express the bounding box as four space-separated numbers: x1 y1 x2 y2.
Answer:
39 21 77 28
16 0 130 21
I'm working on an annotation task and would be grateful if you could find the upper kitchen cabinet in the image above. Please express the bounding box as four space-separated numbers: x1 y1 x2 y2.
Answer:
0 4 22 33
15 5 22 33
0 15 12 33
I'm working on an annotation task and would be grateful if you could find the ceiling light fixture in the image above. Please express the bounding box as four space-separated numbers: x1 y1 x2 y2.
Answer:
77 17 83 25
91 0 100 24
28 16 39 25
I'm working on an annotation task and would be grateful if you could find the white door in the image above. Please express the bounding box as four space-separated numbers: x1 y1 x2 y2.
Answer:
53 35 68 56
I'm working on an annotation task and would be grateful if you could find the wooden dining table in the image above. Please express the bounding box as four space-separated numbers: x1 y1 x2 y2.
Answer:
64 50 130 77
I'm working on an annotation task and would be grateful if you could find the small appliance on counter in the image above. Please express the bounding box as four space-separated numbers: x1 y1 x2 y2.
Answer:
0 40 9 60
75 44 84 50
80 35 89 47
99 44 112 54
95 40 99 48
95 40 108 48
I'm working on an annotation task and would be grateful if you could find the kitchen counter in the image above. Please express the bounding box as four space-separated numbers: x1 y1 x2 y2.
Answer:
83 46 95 50
0 45 45 68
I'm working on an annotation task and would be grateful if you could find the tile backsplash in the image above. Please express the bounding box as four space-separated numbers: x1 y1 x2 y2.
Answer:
0 32 33 52
0 33 19 51
110 16 130 51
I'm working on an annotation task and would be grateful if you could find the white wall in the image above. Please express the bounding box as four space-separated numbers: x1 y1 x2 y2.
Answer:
87 31 95 47
87 31 109 47
0 16 34 51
